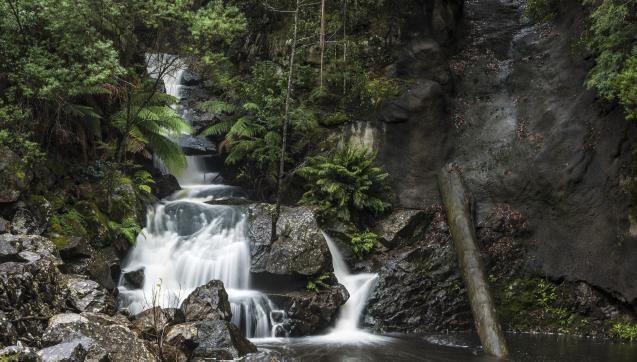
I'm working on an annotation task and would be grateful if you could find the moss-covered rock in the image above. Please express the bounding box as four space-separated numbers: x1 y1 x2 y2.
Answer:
0 146 32 203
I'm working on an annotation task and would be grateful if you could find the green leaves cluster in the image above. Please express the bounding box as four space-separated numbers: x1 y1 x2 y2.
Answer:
306 273 332 292
585 0 637 120
350 230 378 256
201 62 319 193
298 144 392 224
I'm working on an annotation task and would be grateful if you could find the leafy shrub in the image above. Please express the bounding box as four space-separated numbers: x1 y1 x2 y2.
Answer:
350 231 378 256
306 273 332 292
585 0 637 120
611 321 637 341
298 144 392 224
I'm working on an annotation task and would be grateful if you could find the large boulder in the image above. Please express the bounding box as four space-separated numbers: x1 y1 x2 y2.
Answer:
0 146 32 203
247 204 332 276
165 320 257 360
0 234 66 347
62 275 116 315
60 246 118 292
152 174 181 199
41 313 155 362
268 284 349 337
361 207 472 333
11 197 51 235
180 280 232 322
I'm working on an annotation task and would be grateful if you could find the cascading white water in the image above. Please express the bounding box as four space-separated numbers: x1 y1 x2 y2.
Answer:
118 56 283 339
317 233 387 343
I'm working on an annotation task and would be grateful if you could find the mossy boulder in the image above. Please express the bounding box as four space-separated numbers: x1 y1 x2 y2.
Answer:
74 202 111 247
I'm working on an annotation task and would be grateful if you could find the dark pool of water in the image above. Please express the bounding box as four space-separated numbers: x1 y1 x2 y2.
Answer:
254 332 637 362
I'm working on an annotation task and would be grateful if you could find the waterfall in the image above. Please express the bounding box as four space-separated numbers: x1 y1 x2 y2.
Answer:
319 233 386 343
118 56 283 339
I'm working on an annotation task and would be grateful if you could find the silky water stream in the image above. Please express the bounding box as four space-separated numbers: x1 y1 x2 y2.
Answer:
117 57 637 361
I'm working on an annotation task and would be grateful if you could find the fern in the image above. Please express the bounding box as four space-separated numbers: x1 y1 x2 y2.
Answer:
306 273 332 292
299 144 392 224
108 217 142 244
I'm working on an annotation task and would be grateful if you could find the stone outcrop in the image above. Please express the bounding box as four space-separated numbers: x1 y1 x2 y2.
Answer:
360 207 472 333
0 234 66 347
10 198 51 235
247 204 332 276
373 209 431 248
133 307 185 338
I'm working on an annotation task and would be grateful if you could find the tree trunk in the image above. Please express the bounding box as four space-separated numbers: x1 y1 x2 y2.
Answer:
272 0 300 241
438 164 509 359
319 0 326 89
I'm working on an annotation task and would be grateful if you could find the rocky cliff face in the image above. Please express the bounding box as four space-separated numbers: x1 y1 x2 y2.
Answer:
348 0 637 307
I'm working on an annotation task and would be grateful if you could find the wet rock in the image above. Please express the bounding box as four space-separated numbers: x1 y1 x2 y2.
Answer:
57 237 91 260
133 307 185 338
165 320 257 360
180 280 232 322
181 69 201 86
63 275 116 314
10 198 52 236
268 284 349 336
152 174 181 199
176 134 216 156
0 217 10 234
0 234 66 347
61 247 118 292
121 267 145 289
37 336 108 362
362 207 472 333
373 209 431 248
41 312 154 362
0 344 41 362
0 146 32 203
248 204 332 276
238 350 295 362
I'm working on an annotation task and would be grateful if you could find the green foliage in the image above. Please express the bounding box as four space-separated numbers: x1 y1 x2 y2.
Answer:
306 273 332 292
584 0 637 120
201 62 320 194
299 144 392 224
611 321 637 341
133 170 155 195
108 217 142 244
113 84 191 173
349 231 378 256
47 208 88 248
0 130 45 166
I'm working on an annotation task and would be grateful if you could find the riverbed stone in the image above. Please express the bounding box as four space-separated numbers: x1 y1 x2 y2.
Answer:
165 320 257 360
41 312 154 362
0 344 42 362
247 204 332 276
181 280 232 322
268 284 349 337
63 275 116 315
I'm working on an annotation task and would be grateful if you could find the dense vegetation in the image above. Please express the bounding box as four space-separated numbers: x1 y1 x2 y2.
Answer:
525 0 636 120
0 0 401 254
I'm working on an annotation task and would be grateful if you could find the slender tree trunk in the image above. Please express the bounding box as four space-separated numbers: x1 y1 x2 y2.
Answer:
272 0 300 241
342 0 347 94
319 0 326 89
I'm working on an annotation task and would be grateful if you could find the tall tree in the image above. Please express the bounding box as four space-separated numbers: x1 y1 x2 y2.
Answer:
272 0 301 240
319 0 326 89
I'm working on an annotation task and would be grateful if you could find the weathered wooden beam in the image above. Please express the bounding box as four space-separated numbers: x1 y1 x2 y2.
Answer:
438 164 509 358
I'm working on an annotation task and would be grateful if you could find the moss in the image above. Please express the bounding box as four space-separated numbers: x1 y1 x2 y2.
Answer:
47 208 87 249
75 201 111 246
